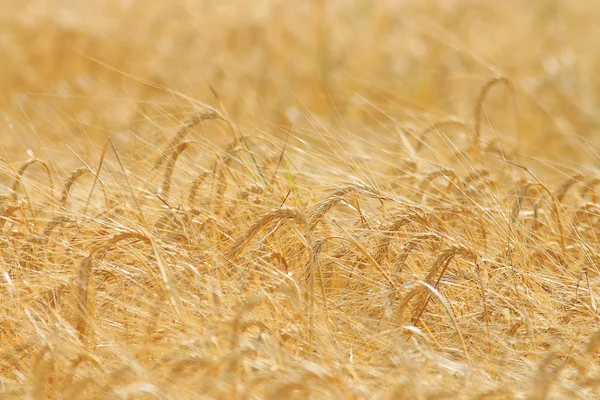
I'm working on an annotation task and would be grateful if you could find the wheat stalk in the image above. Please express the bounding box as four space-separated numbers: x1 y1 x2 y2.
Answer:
472 76 513 155
153 108 222 171
161 140 196 199
60 167 90 207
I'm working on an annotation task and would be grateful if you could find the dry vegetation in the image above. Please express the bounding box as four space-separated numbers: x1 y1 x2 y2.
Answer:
2 0 600 398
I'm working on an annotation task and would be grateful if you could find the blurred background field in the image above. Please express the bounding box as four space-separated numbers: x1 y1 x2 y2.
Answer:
2 0 600 169
1 0 600 398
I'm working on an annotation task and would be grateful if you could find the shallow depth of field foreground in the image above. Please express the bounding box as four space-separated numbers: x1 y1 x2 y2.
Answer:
2 0 600 398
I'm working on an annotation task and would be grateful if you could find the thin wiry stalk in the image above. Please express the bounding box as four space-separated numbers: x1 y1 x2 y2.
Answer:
39 215 75 243
334 220 398 291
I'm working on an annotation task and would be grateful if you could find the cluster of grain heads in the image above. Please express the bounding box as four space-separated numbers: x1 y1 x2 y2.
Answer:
2 101 600 397
462 168 497 197
393 232 443 276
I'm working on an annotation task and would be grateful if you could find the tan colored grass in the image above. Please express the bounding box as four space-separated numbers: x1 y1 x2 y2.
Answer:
2 0 600 398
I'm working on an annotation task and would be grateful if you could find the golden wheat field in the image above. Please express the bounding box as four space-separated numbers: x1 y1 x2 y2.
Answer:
2 0 600 398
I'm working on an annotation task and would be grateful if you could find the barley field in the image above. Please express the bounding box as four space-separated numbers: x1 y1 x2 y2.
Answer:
1 0 600 398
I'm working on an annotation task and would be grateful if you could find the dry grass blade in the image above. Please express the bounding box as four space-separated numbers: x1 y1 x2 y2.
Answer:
304 237 331 323
305 238 325 305
267 129 290 189
83 138 109 215
585 270 598 313
73 253 95 344
475 261 490 338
